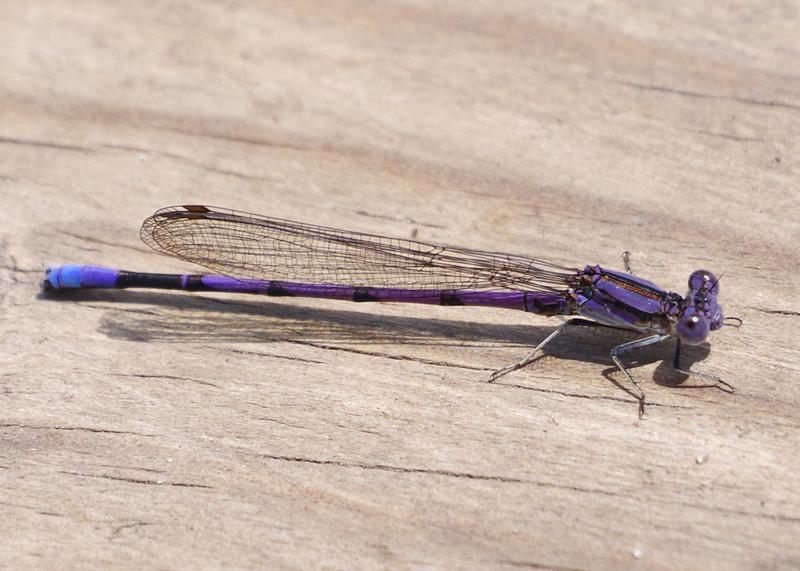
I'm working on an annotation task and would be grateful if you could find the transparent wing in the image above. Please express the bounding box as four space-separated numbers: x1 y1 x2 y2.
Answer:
140 205 579 292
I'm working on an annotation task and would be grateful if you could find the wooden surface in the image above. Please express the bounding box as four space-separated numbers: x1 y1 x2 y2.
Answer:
2 2 799 569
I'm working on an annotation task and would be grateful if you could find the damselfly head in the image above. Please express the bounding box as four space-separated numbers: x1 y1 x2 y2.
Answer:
677 269 723 344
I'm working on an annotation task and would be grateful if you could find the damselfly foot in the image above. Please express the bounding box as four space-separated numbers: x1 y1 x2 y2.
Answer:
724 316 744 328
673 338 735 393
674 367 736 393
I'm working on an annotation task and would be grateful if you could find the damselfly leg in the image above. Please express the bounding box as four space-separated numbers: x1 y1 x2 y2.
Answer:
488 318 597 383
622 251 634 274
610 334 670 418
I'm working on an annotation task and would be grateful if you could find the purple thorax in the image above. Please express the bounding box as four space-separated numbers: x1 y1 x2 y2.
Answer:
570 265 726 346
572 265 677 333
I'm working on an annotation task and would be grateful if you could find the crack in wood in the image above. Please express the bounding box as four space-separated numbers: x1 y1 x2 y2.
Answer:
0 135 93 153
747 306 800 317
99 142 282 183
498 382 691 410
613 80 800 111
284 339 491 371
225 347 325 365
259 453 528 484
110 372 222 389
0 423 156 437
257 454 800 523
500 559 586 571
111 521 154 538
59 470 212 489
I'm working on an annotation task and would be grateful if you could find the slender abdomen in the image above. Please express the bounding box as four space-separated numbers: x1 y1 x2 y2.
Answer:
43 265 569 315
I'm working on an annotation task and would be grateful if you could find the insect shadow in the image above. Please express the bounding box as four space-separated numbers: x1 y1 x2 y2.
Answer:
40 288 713 389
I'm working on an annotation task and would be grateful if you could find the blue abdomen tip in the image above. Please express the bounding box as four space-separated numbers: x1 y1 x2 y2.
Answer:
42 265 119 290
42 265 83 289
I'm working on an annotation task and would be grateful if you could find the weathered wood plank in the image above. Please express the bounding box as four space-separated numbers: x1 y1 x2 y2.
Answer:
1 2 798 569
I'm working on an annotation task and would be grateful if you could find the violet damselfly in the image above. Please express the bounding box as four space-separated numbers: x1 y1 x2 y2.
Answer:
42 205 741 417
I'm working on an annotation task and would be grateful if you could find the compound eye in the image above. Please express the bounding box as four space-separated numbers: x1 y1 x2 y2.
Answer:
677 310 710 345
688 270 719 295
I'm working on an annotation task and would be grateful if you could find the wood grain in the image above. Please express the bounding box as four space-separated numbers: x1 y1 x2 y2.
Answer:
1 2 798 569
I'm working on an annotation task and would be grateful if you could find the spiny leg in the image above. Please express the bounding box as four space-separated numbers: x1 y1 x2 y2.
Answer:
610 334 670 418
488 318 596 383
622 251 633 274
673 338 736 393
